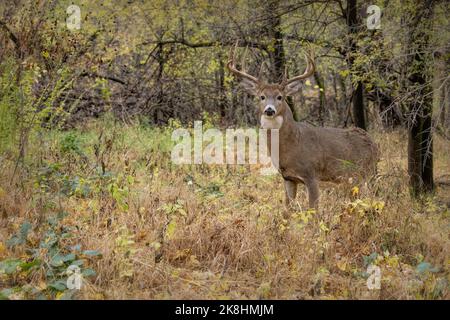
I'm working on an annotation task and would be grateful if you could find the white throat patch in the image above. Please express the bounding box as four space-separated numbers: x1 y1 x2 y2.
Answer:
260 115 284 129
264 104 276 113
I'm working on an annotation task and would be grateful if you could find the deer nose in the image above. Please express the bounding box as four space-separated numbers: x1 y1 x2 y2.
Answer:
264 105 276 116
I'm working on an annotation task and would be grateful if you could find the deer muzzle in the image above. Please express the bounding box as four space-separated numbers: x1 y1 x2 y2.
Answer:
264 104 276 117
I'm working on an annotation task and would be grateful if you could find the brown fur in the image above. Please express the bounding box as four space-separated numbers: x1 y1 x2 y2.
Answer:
228 54 379 209
248 85 378 209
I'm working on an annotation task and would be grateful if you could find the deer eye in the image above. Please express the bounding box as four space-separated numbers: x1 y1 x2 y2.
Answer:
260 96 265 100
277 95 283 100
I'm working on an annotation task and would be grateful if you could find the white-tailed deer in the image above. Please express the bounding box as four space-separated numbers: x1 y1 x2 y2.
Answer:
227 44 379 209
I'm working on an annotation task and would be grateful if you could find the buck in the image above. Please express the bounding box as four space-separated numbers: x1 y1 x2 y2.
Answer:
227 45 379 209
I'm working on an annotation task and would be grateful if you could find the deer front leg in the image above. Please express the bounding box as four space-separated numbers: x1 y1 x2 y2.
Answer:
305 178 319 210
283 179 297 209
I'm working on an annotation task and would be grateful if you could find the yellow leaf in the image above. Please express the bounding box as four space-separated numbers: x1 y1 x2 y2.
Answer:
37 281 47 291
174 248 190 260
305 79 311 86
150 241 161 250
337 259 348 271
339 69 350 77
263 254 276 263
319 221 329 232
373 201 385 213
351 186 359 197
165 219 177 240
178 208 187 217
0 242 6 256
189 255 200 267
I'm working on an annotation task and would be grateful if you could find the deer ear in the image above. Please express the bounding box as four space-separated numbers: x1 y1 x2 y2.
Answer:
284 80 302 96
239 79 259 95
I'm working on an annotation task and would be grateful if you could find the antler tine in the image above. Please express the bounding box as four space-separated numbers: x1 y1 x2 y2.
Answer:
227 41 259 83
258 60 267 80
283 51 315 85
227 42 236 68
283 64 288 83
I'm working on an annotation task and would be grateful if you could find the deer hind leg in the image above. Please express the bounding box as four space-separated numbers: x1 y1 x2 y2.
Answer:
305 178 319 210
283 179 297 209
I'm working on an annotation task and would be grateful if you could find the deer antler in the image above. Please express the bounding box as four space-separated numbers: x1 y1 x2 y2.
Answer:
259 60 268 80
227 41 259 83
282 51 315 86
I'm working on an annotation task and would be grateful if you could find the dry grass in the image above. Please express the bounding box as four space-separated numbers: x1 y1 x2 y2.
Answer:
0 118 449 300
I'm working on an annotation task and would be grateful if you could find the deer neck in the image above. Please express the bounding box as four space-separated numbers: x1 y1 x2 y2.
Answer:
262 102 300 159
279 103 297 134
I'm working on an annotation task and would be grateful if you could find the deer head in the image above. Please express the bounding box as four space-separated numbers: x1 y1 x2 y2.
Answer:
227 43 315 125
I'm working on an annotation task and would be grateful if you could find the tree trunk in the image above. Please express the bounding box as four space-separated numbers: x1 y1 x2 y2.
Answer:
352 82 366 130
153 42 165 124
407 0 435 196
266 0 298 121
314 70 326 126
216 51 227 119
337 72 348 125
408 111 434 196
346 0 367 130
434 49 450 134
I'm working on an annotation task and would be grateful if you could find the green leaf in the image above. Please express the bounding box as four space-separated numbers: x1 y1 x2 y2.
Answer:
5 236 21 248
19 259 41 272
0 259 22 274
82 268 96 277
82 250 101 256
416 262 439 274
40 231 58 249
59 289 76 300
71 244 81 251
0 288 14 300
50 254 65 267
62 253 76 262
20 222 32 237
71 259 84 266
46 269 55 277
6 222 32 247
363 252 378 267
48 280 67 291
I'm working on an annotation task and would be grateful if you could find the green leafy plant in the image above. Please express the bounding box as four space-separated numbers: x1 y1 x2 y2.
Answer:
0 213 100 300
